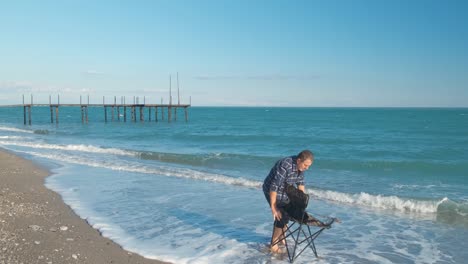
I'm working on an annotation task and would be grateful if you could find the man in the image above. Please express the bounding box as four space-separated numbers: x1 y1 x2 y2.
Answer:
262 150 314 253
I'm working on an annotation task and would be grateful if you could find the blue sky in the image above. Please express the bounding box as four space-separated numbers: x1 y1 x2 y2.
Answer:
1 0 467 107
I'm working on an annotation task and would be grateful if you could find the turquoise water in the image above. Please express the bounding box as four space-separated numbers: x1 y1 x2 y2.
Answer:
1 106 467 263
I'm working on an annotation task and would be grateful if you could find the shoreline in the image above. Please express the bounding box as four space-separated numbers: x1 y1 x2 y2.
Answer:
0 148 169 264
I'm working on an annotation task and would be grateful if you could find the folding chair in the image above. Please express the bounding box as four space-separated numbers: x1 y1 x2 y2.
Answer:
270 185 336 263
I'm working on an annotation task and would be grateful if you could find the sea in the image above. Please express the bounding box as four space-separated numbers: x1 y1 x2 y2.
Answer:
0 106 467 264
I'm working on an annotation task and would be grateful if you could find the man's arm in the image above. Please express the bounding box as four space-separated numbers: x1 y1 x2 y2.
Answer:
269 191 282 221
268 159 292 220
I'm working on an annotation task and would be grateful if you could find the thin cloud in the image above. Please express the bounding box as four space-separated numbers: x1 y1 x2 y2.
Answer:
202 98 291 107
0 81 93 94
194 75 239 80
246 74 321 80
130 88 169 93
0 81 34 92
193 74 321 81
82 70 106 76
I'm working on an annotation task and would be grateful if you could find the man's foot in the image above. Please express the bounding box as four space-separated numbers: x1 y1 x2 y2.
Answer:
279 236 286 246
270 244 285 254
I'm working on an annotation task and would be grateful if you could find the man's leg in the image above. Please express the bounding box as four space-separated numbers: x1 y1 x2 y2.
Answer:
271 225 284 253
270 218 288 253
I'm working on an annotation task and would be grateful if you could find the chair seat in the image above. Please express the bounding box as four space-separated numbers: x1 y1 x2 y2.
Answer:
294 212 335 228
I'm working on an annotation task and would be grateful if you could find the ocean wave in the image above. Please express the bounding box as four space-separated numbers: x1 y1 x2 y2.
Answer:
4 138 466 176
34 129 49 135
13 150 262 189
138 151 274 168
320 159 468 175
0 140 136 156
8 148 468 219
437 199 468 226
391 184 438 190
308 189 446 214
0 136 274 168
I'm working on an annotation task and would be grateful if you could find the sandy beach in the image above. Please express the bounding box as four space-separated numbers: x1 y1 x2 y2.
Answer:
0 149 168 264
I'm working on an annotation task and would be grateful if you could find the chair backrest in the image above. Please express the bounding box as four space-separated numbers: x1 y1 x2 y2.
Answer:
285 184 309 210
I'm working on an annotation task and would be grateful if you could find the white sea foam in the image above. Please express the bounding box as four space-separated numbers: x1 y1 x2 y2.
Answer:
392 184 437 190
38 150 463 263
47 175 260 264
0 136 24 139
456 209 468 217
0 126 33 133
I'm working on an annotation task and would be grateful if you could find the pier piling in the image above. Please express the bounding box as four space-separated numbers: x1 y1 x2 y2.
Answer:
155 107 158 122
140 106 144 122
28 106 31 125
55 106 59 124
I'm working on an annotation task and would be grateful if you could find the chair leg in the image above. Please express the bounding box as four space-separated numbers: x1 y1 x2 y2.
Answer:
270 216 330 263
295 226 321 258
270 222 275 246
281 223 328 263
306 225 319 257
290 223 303 262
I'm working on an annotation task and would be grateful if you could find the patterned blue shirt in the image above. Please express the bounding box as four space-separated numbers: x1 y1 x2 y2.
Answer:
262 155 305 204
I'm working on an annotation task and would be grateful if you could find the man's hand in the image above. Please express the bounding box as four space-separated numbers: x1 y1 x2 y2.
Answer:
271 206 282 221
298 184 305 192
269 191 282 221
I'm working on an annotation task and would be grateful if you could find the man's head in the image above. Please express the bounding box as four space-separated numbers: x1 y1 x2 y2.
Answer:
297 150 314 172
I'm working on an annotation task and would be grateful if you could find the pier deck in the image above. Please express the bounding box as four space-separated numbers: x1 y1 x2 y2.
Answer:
0 102 191 125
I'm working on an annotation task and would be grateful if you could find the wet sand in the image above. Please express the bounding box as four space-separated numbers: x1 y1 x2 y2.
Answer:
0 149 169 264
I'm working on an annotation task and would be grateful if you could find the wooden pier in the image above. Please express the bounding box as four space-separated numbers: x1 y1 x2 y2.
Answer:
0 95 191 125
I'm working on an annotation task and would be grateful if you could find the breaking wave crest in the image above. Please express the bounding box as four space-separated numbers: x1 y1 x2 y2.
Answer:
308 189 446 214
0 138 273 169
0 126 34 133
0 140 137 156
14 150 262 189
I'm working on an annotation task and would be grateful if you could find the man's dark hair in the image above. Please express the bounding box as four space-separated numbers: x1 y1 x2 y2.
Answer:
297 150 314 161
